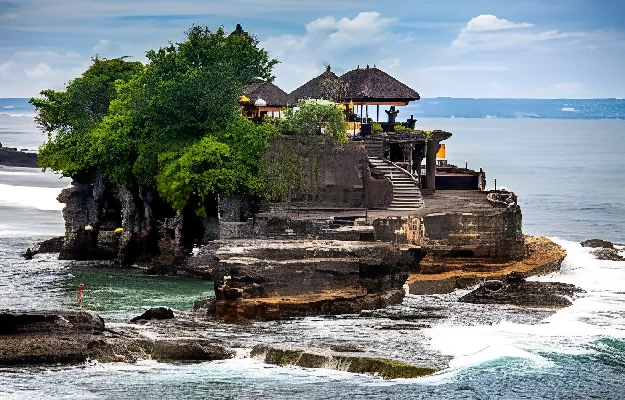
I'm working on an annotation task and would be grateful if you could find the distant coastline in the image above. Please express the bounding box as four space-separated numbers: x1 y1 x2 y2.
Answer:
2 97 623 120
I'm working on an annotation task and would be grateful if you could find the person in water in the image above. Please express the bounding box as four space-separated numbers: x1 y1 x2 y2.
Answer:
77 283 84 307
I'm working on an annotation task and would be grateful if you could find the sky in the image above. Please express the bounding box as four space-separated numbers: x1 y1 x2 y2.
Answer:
1 0 624 99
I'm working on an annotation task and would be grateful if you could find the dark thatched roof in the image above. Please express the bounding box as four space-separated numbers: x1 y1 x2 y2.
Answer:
287 65 345 104
243 81 289 107
340 66 420 102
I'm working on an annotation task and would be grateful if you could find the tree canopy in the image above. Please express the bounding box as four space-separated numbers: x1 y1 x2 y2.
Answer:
31 25 280 215
281 99 348 145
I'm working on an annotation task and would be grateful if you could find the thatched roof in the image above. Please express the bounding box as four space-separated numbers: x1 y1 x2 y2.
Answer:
288 65 345 104
340 65 420 103
243 81 289 107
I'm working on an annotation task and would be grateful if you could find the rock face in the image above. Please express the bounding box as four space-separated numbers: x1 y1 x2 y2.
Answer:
408 236 566 295
191 240 415 322
55 173 206 267
0 310 233 366
459 273 583 308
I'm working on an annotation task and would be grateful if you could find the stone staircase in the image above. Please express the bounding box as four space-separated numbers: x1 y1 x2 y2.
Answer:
369 157 424 211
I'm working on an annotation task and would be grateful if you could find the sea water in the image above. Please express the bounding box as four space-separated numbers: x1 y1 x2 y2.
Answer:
0 100 624 399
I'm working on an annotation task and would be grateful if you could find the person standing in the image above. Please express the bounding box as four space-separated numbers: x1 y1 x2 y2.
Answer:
77 283 84 307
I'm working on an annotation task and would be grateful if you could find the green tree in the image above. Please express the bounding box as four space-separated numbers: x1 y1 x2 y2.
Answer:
282 99 348 145
32 25 280 215
31 56 143 176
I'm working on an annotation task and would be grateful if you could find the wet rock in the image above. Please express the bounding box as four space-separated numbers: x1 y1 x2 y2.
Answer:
459 273 583 308
590 248 625 262
0 310 105 334
581 239 614 249
251 345 436 379
152 339 233 362
130 307 175 322
0 148 38 168
25 236 65 258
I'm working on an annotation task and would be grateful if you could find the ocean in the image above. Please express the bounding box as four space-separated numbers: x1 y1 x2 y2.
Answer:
0 98 624 399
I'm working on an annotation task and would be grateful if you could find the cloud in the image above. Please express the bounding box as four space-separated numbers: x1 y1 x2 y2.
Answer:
1 13 18 19
462 14 533 33
0 61 17 77
93 39 111 52
262 12 401 91
380 58 401 69
552 82 583 92
452 14 585 51
25 63 52 78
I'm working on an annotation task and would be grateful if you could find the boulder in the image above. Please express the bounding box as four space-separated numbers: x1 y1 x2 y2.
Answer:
459 274 582 308
152 339 233 361
130 306 175 322
581 239 614 249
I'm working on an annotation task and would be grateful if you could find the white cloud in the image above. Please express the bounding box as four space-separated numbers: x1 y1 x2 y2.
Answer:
65 51 82 58
93 39 111 52
381 58 401 69
0 13 18 19
0 61 17 77
552 82 583 92
14 50 60 59
25 63 52 78
262 12 401 91
452 14 585 51
462 14 533 32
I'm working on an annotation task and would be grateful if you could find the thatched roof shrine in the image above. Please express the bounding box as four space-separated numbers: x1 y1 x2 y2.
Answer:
340 65 420 106
288 65 344 104
243 82 289 107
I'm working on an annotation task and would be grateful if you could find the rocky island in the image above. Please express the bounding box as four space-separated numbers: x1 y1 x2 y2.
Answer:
4 24 581 377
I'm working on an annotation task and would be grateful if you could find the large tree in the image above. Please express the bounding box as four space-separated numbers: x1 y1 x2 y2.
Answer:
32 25 279 215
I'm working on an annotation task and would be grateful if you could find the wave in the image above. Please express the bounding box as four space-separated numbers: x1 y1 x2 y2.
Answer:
0 184 64 210
3 105 15 109
561 107 579 112
424 238 625 375
0 112 37 118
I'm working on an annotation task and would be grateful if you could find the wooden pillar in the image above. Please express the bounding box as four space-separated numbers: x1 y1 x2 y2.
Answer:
426 141 440 191
360 105 363 122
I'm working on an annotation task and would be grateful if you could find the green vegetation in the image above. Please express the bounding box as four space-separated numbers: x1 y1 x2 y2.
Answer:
31 25 279 215
281 99 348 145
371 122 383 133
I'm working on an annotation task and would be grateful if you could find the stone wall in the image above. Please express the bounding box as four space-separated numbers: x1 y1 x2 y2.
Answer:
263 136 391 209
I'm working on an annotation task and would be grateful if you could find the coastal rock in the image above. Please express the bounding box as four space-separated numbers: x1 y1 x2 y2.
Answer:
130 306 175 322
202 239 414 322
0 310 105 334
459 273 583 308
0 147 38 168
408 236 566 295
581 239 614 249
25 236 65 258
589 248 625 262
152 339 234 361
251 345 436 379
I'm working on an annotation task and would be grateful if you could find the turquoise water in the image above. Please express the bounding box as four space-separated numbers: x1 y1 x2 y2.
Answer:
1 110 624 398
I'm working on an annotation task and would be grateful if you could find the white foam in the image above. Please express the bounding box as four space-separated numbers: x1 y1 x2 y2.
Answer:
0 184 64 210
424 238 625 374
561 107 579 112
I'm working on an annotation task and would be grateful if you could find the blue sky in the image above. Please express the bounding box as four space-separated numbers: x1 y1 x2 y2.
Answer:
1 0 624 98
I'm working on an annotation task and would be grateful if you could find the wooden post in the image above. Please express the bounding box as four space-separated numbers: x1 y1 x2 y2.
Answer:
377 105 379 122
